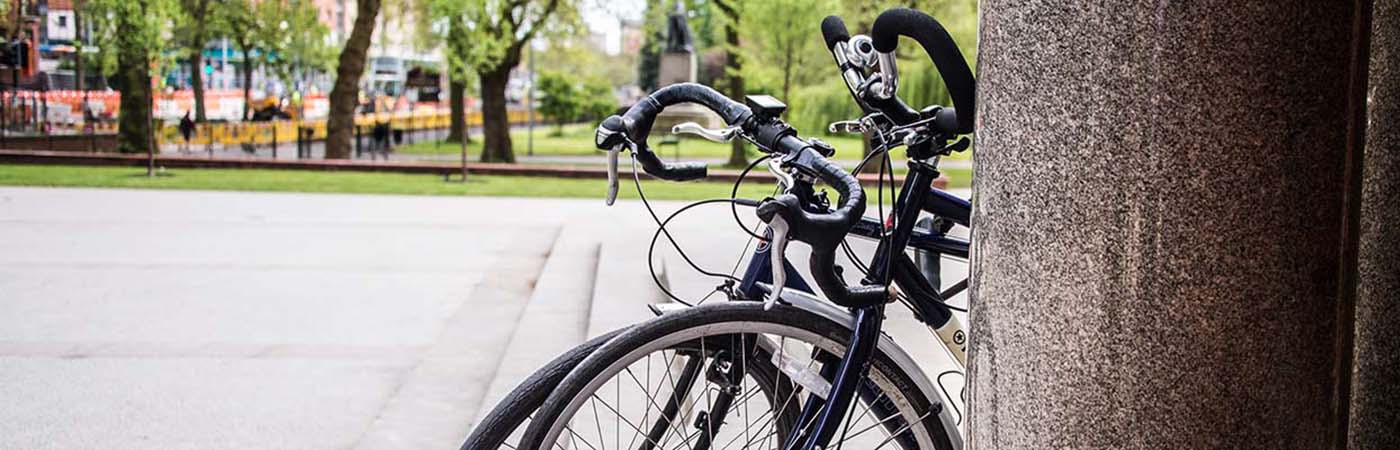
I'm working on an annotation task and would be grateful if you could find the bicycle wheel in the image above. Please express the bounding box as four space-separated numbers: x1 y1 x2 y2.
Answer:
461 329 623 450
519 302 958 450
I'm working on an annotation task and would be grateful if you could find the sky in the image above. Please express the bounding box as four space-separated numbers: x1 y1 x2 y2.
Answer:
580 0 647 55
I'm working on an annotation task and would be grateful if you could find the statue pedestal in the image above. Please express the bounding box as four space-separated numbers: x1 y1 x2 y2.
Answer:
655 50 722 131
659 52 697 86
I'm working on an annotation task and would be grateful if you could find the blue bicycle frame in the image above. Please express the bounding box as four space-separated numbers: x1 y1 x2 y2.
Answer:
732 161 969 449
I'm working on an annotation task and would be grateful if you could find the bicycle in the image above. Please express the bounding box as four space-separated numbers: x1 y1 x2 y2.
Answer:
463 7 975 449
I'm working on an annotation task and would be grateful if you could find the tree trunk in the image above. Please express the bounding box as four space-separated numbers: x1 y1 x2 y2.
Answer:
116 30 152 154
447 79 468 143
74 1 84 91
188 0 209 122
325 0 381 159
241 56 253 121
478 67 514 163
716 0 746 167
191 51 206 122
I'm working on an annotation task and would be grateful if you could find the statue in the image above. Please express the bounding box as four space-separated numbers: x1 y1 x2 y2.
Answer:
653 0 722 131
664 1 694 53
657 0 698 87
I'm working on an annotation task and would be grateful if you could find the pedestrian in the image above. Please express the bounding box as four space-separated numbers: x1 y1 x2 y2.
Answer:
372 120 391 159
178 111 195 154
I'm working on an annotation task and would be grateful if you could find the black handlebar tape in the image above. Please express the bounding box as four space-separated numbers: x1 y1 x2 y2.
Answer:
821 15 850 51
648 83 752 124
757 138 886 308
863 92 921 125
635 151 708 182
606 83 754 182
870 8 976 134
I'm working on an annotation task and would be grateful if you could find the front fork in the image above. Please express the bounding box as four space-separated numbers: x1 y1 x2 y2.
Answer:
783 305 884 450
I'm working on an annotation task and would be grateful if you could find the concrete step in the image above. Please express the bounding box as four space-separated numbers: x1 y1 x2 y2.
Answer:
353 226 561 450
586 234 665 339
471 225 601 427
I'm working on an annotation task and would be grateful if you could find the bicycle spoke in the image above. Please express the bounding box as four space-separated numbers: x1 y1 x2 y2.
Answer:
657 351 699 450
832 400 906 444
869 409 934 450
586 392 670 449
588 395 606 448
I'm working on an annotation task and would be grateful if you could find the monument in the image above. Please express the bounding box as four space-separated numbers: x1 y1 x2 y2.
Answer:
653 0 722 131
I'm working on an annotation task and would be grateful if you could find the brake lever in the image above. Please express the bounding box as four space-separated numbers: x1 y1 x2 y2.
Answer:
767 158 794 190
604 145 621 205
671 122 740 143
764 214 791 310
827 119 865 134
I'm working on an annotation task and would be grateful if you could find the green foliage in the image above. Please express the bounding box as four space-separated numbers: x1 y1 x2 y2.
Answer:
578 78 617 122
534 35 634 88
257 0 336 79
83 0 179 77
739 0 834 100
172 0 214 58
787 77 863 136
457 0 580 74
188 0 331 93
535 71 619 130
536 71 581 130
423 0 476 84
210 0 257 67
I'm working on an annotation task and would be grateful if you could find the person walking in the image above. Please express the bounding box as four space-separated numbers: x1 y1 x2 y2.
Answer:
177 111 195 154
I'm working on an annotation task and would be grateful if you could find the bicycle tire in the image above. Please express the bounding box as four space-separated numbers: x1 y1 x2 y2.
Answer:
520 302 957 450
460 329 624 450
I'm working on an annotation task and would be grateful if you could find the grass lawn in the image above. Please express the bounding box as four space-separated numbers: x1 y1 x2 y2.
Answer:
399 123 973 164
0 164 973 200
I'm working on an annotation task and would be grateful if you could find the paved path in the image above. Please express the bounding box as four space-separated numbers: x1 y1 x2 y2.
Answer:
0 187 969 448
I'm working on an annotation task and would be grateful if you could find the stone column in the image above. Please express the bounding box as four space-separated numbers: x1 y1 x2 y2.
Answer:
1350 0 1400 446
968 2 1368 448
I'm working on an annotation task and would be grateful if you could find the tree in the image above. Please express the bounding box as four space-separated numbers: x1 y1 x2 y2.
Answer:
324 0 383 159
578 78 616 123
254 0 334 93
534 71 579 134
459 0 577 163
741 0 831 102
212 0 259 120
422 0 476 144
713 0 746 167
86 0 177 159
175 0 215 122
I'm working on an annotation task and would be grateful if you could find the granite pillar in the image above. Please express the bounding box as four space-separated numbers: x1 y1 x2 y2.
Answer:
968 1 1368 448
1349 0 1400 446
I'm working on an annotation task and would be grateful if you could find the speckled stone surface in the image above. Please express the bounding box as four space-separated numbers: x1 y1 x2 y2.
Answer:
1350 0 1400 446
968 2 1361 448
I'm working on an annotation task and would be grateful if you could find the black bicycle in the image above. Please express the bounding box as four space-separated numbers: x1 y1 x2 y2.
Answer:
462 8 974 450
